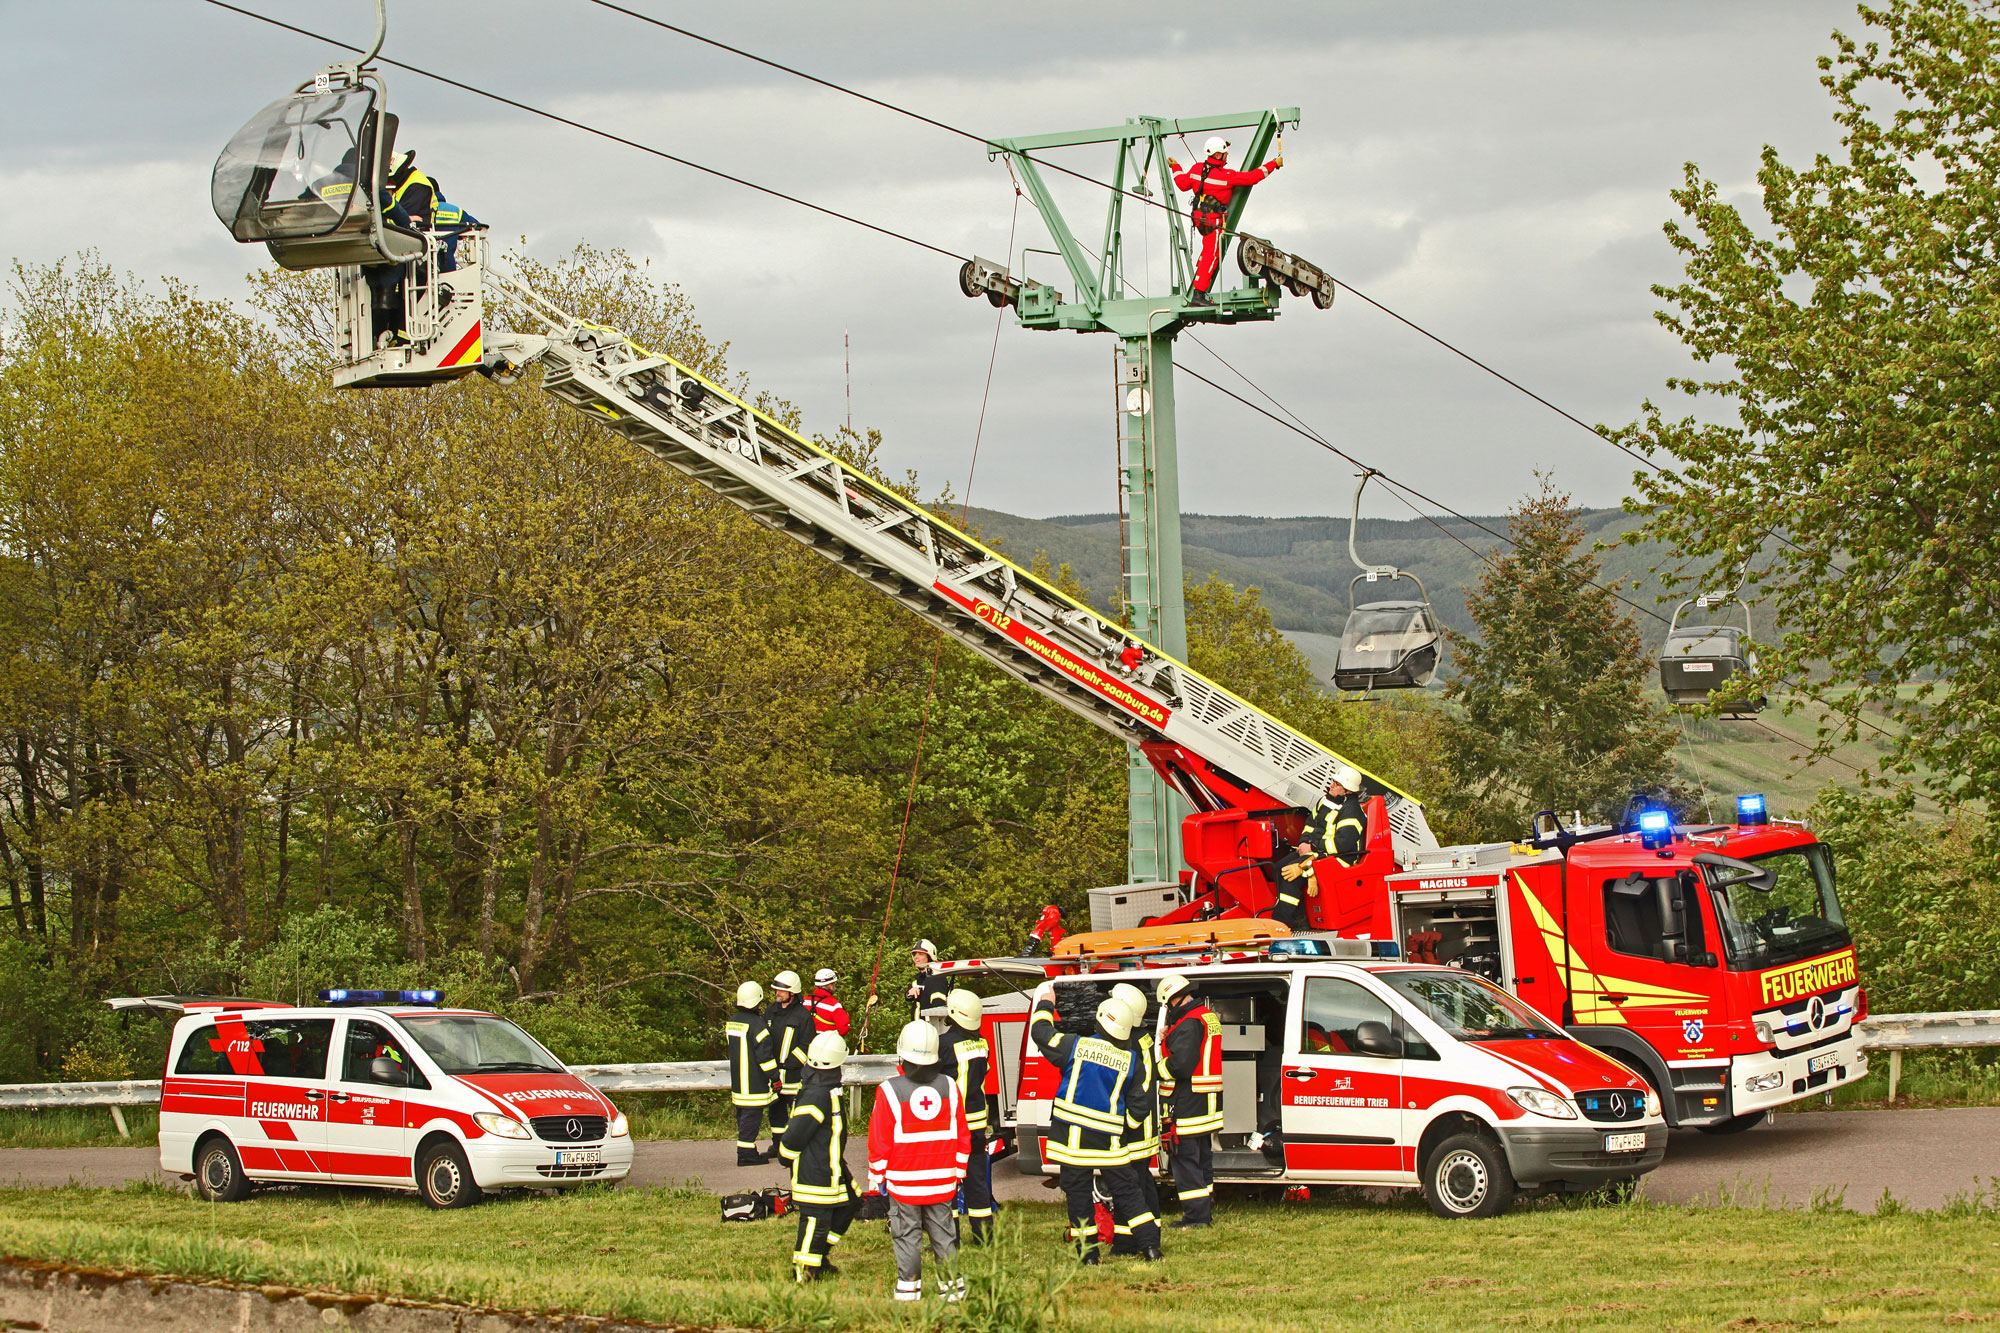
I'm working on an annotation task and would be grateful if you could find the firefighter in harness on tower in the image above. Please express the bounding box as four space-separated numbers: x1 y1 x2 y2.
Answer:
1169 135 1283 305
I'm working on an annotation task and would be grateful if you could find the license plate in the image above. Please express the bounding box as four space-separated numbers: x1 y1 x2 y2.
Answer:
1604 1132 1646 1153
554 1149 603 1165
1808 1052 1840 1074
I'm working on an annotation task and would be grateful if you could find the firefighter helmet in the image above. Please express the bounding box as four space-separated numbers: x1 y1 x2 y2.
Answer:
1330 763 1364 793
805 1030 847 1069
772 970 802 995
1155 973 1190 1006
1203 136 1229 156
947 988 982 1031
896 1020 940 1066
1110 982 1147 1028
814 967 838 987
912 938 938 959
735 980 764 1009
1096 998 1133 1042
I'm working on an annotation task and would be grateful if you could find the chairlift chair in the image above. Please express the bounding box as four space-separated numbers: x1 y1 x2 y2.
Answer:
208 0 486 388
1331 471 1444 692
1660 591 1765 715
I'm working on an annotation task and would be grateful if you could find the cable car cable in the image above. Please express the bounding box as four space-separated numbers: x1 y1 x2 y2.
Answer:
198 0 970 263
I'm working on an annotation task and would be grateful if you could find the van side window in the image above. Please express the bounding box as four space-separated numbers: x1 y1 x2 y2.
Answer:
343 1020 430 1089
1299 977 1398 1058
174 1019 333 1078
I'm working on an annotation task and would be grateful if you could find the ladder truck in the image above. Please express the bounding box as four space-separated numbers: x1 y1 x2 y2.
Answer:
208 52 1869 1147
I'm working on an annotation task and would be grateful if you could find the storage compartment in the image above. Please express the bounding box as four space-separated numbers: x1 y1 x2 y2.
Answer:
1219 1023 1265 1052
1088 881 1182 932
1221 1060 1258 1134
1395 893 1502 979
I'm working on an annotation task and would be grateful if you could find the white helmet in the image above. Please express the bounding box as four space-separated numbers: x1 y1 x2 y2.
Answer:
805 1030 848 1069
1156 974 1190 1006
912 939 938 959
1110 982 1147 1027
1203 136 1229 156
1096 998 1134 1042
947 988 982 1031
813 967 838 987
896 1020 940 1066
1330 763 1364 793
772 970 802 995
735 980 764 1009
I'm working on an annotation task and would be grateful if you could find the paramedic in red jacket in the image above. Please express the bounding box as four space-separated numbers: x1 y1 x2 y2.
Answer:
1170 136 1282 304
868 1020 970 1303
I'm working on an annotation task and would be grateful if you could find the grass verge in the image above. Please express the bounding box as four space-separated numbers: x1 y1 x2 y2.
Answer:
0 1105 159 1149
2 1182 1999 1330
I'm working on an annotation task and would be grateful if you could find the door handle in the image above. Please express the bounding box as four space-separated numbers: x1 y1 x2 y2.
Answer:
303 1090 324 1101
329 1092 350 1103
1603 994 1630 1005
1284 1069 1316 1082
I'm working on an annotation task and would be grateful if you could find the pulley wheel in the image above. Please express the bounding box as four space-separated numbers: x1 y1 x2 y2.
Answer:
959 260 983 299
1237 237 1264 278
987 290 1009 308
1311 282 1336 310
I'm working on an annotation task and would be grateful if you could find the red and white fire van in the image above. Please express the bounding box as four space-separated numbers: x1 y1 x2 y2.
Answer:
940 934 1666 1218
137 990 633 1207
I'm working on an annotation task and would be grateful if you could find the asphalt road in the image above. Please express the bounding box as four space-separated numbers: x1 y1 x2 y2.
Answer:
5 1108 1996 1214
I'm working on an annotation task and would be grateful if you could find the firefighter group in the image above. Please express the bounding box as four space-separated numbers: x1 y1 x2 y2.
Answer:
727 941 1228 1293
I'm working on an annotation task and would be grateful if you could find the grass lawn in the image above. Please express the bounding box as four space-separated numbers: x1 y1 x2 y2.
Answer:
3 1182 1999 1331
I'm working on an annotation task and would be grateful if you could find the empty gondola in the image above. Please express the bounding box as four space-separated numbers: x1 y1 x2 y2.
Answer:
1332 471 1443 692
1660 591 1765 715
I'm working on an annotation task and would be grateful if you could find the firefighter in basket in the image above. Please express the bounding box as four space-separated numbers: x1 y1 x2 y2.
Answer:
1169 136 1282 305
1271 763 1367 929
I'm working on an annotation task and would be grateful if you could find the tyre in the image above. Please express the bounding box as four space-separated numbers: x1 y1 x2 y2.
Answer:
1421 1131 1516 1219
193 1136 252 1203
1696 1111 1769 1136
415 1141 483 1209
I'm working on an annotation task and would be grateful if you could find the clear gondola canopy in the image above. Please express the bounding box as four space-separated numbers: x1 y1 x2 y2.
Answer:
1330 471 1444 693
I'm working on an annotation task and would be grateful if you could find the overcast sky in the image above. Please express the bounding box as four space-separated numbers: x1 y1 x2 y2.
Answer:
0 1 1856 519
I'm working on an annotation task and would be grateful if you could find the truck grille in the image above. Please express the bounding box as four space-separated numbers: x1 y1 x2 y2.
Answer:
530 1114 607 1142
535 1164 608 1178
1576 1089 1645 1123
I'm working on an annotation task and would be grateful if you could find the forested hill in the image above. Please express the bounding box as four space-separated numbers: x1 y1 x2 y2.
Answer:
959 505 1700 666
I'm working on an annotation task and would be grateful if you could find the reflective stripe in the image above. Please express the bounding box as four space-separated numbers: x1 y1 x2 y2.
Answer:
1177 1110 1224 1134
794 1217 821 1265
731 1092 774 1107
792 1182 851 1204
1178 1185 1213 1200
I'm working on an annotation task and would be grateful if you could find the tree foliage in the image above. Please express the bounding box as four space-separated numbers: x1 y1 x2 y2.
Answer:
1620 0 2000 805
1435 482 1680 841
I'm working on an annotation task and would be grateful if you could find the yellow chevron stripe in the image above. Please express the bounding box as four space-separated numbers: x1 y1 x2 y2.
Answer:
1511 872 1706 1024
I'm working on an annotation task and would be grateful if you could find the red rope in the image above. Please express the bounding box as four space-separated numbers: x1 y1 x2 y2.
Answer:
856 181 1022 1053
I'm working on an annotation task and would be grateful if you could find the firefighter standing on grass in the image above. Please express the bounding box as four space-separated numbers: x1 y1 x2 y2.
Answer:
781 1031 862 1282
1031 983 1158 1265
765 971 815 1157
1158 974 1224 1228
1169 136 1282 305
941 988 995 1242
868 1021 970 1303
727 981 778 1166
1108 983 1163 1256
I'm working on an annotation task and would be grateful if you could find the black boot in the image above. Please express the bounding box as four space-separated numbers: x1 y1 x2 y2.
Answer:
1142 1246 1164 1262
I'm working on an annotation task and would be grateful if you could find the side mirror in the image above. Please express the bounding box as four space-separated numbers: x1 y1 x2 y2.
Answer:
1693 951 1720 968
1353 1020 1403 1058
370 1056 408 1087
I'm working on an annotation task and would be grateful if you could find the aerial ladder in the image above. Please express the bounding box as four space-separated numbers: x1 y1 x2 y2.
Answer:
205 18 1438 934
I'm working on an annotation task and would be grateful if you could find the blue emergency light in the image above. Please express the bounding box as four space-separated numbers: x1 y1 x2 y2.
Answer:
318 989 443 1007
1637 808 1673 852
1269 938 1332 958
1736 793 1769 826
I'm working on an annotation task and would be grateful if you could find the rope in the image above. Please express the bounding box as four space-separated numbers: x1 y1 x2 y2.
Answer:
855 178 1022 1054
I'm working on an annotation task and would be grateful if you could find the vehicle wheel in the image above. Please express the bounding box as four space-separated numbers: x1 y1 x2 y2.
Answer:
1421 1132 1516 1219
1696 1111 1769 1136
194 1137 252 1203
416 1141 483 1209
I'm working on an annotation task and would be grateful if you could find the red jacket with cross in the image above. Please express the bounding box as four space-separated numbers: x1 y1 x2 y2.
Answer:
867 1068 970 1205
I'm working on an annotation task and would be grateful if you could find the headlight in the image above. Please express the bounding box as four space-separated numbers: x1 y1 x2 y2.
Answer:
473 1112 531 1139
1507 1087 1576 1119
1753 1019 1774 1044
1744 1070 1785 1094
609 1112 630 1138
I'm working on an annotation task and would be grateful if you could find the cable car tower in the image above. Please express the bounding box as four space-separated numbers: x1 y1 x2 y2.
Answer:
959 109 1332 884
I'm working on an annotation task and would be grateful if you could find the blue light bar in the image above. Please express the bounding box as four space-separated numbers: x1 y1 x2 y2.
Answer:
1269 938 1331 958
1637 808 1672 851
317 989 443 1007
1737 793 1768 826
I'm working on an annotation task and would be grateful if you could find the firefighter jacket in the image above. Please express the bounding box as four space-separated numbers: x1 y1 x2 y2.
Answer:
764 998 815 1095
726 1005 777 1107
1031 995 1133 1167
867 1065 969 1205
1172 157 1279 221
811 986 851 1036
1304 793 1367 867
387 164 437 230
779 1066 857 1206
909 969 951 1013
1161 1002 1226 1135
940 1023 991 1133
1121 1025 1161 1163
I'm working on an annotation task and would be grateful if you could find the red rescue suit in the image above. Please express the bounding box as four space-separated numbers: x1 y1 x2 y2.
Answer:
1172 154 1281 295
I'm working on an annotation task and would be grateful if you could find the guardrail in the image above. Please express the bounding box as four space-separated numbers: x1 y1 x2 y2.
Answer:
1 1016 1993 1123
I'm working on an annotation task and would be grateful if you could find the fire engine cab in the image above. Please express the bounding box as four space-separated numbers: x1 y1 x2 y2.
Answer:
932 925 1665 1218
131 990 634 1208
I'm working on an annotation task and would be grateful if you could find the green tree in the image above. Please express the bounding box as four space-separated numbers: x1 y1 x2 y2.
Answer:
1437 482 1680 841
1620 0 2000 805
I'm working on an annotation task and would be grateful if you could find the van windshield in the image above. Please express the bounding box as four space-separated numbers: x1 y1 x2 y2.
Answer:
1384 970 1562 1042
395 1013 565 1074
